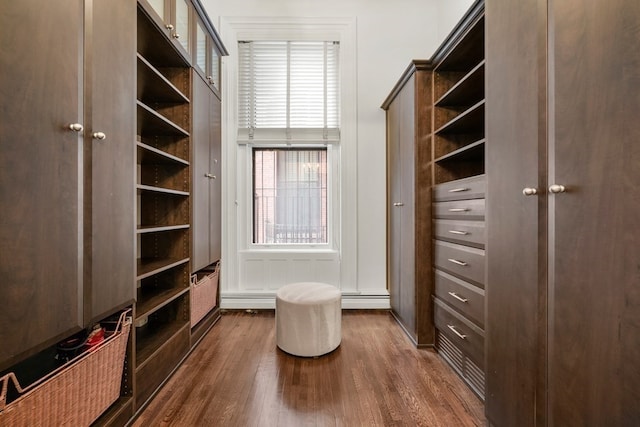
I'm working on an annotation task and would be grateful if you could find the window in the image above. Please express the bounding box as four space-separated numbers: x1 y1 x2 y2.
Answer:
238 40 339 246
253 148 327 244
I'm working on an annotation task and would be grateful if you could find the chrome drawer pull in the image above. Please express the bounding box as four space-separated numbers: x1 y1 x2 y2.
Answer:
448 230 469 235
448 292 468 303
448 208 469 212
447 325 467 340
448 187 470 193
448 258 468 266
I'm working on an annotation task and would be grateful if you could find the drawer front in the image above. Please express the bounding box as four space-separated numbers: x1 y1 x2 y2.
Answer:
435 269 485 328
434 240 485 286
434 199 485 220
434 297 484 369
434 175 486 202
434 219 485 248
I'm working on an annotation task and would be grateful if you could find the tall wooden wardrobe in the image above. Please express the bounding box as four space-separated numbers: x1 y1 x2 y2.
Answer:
485 0 640 425
1 0 226 424
383 61 434 347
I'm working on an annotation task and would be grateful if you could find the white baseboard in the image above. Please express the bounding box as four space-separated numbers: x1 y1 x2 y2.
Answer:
220 292 390 310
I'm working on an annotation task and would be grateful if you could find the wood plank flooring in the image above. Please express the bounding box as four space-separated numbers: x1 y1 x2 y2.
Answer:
132 310 485 426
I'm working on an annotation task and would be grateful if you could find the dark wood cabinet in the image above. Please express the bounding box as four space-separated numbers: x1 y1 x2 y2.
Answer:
382 61 434 347
135 0 227 412
486 0 640 425
0 0 135 371
430 4 486 400
2 0 225 422
191 71 222 272
0 0 83 371
88 0 137 323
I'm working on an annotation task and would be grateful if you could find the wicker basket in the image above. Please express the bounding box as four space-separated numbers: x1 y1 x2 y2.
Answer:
190 264 219 326
0 310 132 426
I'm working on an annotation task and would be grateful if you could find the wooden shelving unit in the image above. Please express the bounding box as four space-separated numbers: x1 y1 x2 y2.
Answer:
430 1 486 401
433 12 486 186
134 3 192 411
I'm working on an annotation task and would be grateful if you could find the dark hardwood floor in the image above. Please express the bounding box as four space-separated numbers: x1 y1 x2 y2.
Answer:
132 310 485 426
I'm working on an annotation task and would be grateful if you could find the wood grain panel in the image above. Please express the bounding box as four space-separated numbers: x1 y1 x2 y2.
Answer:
209 93 222 263
191 72 211 272
88 0 137 322
0 0 83 370
485 0 544 425
548 0 640 423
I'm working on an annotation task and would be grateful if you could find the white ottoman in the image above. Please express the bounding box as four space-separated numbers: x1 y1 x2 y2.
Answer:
276 282 342 357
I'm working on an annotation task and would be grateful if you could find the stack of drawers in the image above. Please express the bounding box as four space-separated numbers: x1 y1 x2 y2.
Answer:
432 174 486 399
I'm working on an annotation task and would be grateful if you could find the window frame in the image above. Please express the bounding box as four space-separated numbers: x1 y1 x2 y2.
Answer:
251 145 332 247
220 15 357 298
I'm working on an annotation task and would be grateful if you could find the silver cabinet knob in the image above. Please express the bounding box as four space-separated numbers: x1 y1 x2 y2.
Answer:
69 123 84 132
393 202 404 207
549 184 566 194
204 173 216 179
165 24 174 30
172 33 180 39
522 187 538 196
92 131 106 140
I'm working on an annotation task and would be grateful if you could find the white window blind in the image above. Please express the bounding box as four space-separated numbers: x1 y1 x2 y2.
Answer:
238 41 340 143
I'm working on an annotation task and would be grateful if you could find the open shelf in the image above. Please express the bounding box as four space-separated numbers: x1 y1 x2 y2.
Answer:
137 224 190 234
135 310 189 367
137 54 189 104
435 139 485 164
436 61 485 107
136 184 189 196
137 141 189 166
435 100 485 135
137 101 189 137
134 321 190 405
434 15 485 73
136 286 190 322
136 257 189 280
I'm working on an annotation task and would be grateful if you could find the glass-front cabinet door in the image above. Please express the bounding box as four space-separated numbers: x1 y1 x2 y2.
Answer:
195 19 207 75
146 0 166 22
174 0 191 56
209 42 220 89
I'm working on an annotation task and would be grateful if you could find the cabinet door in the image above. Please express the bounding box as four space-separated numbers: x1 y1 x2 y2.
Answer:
209 94 222 262
386 94 402 321
192 72 211 272
548 0 640 424
145 0 168 23
173 0 191 57
194 19 207 76
88 0 136 322
0 0 83 369
398 79 416 338
485 0 543 425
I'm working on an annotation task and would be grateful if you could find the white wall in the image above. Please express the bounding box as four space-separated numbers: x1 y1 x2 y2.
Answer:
201 0 474 308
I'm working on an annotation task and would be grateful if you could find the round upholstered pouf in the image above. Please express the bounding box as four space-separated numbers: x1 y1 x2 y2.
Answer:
276 282 342 357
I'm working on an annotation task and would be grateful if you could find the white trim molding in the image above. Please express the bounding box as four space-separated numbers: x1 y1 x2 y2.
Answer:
219 16 364 304
221 290 390 310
